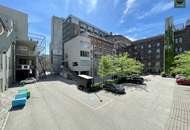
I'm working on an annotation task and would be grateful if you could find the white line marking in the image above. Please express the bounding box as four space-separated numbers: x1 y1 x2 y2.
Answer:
94 99 113 111
1 112 9 130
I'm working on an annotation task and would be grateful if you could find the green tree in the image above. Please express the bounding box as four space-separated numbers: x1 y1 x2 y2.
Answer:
171 51 190 79
98 55 113 82
164 25 174 74
114 53 143 77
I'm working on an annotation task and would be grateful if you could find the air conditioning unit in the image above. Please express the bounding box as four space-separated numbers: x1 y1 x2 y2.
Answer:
21 65 30 70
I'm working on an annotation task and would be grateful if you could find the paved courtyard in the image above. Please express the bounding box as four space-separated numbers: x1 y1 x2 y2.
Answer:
3 75 180 130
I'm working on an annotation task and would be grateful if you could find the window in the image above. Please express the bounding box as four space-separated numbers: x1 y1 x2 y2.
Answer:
175 38 178 44
157 42 160 47
175 48 178 52
179 47 182 52
148 50 151 54
19 59 27 64
179 37 183 43
156 55 160 59
80 51 89 57
72 62 78 66
148 62 151 67
155 62 160 67
156 49 160 53
148 44 151 48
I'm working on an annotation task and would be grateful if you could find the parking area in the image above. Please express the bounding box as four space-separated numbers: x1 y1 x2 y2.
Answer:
4 75 176 130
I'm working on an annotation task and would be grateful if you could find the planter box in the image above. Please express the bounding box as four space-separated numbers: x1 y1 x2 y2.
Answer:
12 97 27 108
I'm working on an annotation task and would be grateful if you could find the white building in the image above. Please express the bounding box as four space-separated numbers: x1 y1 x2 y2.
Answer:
64 33 91 75
0 5 39 92
50 16 64 74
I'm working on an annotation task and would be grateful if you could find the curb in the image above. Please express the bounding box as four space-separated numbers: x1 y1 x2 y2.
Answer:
1 112 9 130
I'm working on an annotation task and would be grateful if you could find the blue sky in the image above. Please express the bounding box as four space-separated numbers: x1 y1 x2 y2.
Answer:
0 0 189 45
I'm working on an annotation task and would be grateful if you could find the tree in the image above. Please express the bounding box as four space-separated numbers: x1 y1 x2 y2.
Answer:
98 55 113 82
164 24 174 74
171 51 190 79
114 53 143 76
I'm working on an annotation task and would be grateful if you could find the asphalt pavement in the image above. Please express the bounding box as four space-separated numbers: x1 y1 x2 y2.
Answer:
5 75 175 130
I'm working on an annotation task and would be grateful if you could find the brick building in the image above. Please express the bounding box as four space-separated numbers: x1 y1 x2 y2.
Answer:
124 19 190 74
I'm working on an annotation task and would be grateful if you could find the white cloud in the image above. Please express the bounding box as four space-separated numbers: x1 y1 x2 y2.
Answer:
126 34 138 41
137 1 173 19
120 0 136 23
78 0 98 14
126 27 137 33
87 0 98 14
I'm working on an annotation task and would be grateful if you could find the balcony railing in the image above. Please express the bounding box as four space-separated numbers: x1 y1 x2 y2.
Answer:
16 50 37 56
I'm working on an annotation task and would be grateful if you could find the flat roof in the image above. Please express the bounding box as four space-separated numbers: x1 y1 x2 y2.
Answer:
78 75 93 79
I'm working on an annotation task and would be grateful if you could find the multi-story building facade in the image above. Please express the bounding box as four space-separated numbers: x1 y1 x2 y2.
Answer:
51 15 116 76
105 34 132 54
0 5 39 91
62 15 108 44
64 32 114 76
50 16 64 74
124 19 190 74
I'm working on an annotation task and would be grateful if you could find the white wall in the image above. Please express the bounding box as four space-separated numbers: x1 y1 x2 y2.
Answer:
0 45 13 92
0 5 28 41
50 16 64 73
51 16 64 55
64 35 91 73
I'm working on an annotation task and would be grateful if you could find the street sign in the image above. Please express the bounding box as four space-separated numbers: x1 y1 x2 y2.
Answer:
174 0 186 8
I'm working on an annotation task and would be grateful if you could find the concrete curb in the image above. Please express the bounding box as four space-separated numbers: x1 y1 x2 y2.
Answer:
1 112 9 130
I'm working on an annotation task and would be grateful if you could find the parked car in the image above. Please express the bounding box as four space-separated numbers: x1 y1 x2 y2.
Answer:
129 76 144 84
175 74 185 79
176 78 190 85
103 84 126 94
19 77 37 85
116 75 144 84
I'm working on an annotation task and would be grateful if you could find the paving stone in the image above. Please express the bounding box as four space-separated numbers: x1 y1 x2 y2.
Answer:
166 85 190 130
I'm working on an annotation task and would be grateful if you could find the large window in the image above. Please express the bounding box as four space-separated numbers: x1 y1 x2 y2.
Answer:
179 37 183 43
157 42 160 47
156 49 160 53
80 51 89 57
19 59 27 64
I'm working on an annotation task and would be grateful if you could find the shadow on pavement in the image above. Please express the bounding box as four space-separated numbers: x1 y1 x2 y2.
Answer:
124 83 149 92
38 75 77 85
9 105 25 111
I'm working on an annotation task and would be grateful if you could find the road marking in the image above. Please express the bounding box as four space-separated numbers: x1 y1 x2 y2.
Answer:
70 94 113 111
93 99 113 111
1 112 9 130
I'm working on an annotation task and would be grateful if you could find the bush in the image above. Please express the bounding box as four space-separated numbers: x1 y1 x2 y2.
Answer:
90 82 103 91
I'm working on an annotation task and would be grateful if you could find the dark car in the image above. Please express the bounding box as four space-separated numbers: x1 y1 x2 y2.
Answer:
176 78 190 85
117 75 144 84
103 84 126 94
129 76 144 84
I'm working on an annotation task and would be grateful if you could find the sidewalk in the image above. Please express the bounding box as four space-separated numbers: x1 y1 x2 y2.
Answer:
166 85 190 130
0 90 15 130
